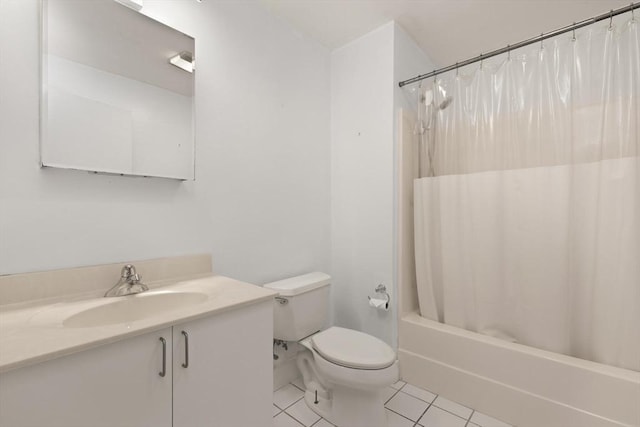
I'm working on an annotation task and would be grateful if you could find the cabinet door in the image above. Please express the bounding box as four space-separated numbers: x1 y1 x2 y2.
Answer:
172 301 273 427
0 328 173 427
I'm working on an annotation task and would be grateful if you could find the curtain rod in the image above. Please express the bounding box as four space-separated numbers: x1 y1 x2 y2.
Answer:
398 2 639 87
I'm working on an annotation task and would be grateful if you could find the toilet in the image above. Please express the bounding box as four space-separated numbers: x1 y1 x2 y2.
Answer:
265 272 399 427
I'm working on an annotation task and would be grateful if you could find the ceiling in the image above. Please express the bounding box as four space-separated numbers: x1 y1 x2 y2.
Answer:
260 0 632 68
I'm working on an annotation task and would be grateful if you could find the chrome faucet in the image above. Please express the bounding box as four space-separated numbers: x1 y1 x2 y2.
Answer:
104 264 149 297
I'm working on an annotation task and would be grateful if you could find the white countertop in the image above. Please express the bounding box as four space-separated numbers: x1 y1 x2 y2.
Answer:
0 275 277 374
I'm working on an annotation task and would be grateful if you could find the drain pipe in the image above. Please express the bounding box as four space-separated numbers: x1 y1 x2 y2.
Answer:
273 339 288 360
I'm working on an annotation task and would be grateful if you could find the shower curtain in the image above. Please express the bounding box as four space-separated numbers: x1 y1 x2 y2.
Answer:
414 17 639 371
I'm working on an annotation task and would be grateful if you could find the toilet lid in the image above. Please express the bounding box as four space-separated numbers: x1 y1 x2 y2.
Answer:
311 327 396 370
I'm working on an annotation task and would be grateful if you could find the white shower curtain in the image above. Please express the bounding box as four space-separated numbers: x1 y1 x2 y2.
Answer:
414 17 639 371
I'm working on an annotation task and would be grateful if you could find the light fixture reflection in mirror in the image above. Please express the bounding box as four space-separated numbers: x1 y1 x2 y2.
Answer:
114 0 143 11
170 52 195 73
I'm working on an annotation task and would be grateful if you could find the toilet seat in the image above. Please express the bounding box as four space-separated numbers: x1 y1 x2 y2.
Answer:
311 326 396 370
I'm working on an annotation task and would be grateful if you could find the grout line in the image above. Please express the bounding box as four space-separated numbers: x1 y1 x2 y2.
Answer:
291 379 306 392
284 400 321 427
384 387 401 404
273 384 305 411
386 406 426 425
285 410 318 427
429 402 473 422
312 417 336 427
282 395 305 412
398 387 438 404
313 416 336 427
278 411 305 427
466 418 480 427
414 403 432 427
403 382 474 423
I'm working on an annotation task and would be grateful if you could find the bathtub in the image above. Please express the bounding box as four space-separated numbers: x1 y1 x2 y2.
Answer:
395 109 640 426
398 313 640 427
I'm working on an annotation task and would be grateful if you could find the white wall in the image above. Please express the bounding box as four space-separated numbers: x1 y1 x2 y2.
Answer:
393 25 435 126
0 0 437 349
330 22 433 347
330 22 395 345
0 0 330 285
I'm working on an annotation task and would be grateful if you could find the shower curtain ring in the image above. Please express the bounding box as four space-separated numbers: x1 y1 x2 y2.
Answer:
631 4 636 22
572 24 576 41
540 33 544 50
479 53 483 70
609 10 614 30
507 45 511 61
455 62 459 77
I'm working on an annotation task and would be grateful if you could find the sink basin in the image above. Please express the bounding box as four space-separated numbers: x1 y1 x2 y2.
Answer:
61 291 208 328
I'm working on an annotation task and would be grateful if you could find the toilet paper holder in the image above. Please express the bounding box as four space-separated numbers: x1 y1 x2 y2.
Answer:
368 284 390 310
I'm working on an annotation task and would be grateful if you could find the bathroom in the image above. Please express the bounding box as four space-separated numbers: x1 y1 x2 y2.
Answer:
0 0 638 426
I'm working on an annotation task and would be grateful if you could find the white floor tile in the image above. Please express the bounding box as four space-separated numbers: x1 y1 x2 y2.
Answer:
401 383 437 404
382 386 399 403
285 399 321 427
432 396 472 419
273 404 282 416
418 406 467 427
384 409 414 427
274 412 305 427
274 384 305 410
385 390 430 421
311 419 334 427
390 380 407 390
291 377 306 391
469 411 512 427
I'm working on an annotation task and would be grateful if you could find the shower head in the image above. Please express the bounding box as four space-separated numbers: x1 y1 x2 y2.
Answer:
423 89 452 110
422 89 434 105
439 96 453 110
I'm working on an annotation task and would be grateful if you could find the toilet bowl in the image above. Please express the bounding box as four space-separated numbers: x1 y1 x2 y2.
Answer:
298 327 399 427
264 273 398 427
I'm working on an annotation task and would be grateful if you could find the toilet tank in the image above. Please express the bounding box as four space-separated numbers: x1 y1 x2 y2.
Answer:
264 272 330 341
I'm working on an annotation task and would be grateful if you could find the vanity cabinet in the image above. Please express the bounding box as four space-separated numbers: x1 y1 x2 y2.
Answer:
172 301 273 427
0 301 273 427
0 327 173 427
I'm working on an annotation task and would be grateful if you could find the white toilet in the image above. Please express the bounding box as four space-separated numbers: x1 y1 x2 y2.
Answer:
265 272 399 427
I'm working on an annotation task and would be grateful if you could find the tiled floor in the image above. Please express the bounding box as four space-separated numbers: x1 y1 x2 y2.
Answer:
273 378 513 427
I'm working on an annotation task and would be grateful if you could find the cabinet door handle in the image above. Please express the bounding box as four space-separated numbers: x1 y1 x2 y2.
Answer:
159 337 167 377
181 330 189 368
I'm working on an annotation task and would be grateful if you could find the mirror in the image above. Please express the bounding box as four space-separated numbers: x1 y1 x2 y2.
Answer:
41 0 195 180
